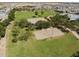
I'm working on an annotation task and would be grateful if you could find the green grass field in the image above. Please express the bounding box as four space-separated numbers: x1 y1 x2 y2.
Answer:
6 10 79 57
15 9 55 20
6 25 79 57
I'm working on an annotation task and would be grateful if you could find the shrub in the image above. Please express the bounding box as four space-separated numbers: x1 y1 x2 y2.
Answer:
11 26 20 43
14 19 29 28
14 19 35 30
8 9 15 21
32 15 36 18
2 19 10 26
0 23 5 37
12 38 17 43
11 26 20 37
50 14 75 30
17 29 29 41
35 11 38 16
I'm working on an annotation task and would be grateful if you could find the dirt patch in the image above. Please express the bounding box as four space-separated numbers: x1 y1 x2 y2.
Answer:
27 17 47 24
33 27 64 40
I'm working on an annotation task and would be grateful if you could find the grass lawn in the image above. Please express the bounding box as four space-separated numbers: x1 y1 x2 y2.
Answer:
15 9 56 20
6 23 79 56
6 10 79 57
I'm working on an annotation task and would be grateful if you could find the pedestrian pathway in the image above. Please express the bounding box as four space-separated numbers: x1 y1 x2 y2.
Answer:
0 37 6 57
66 28 79 40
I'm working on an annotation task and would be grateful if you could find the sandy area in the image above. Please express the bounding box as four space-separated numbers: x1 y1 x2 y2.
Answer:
27 17 47 24
33 27 64 40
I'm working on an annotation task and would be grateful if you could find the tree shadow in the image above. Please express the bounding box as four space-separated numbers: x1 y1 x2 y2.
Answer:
71 51 79 57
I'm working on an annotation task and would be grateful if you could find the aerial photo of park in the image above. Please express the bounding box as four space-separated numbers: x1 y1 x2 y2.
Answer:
0 2 79 57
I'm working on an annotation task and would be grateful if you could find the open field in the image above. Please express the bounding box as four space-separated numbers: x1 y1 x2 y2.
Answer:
15 9 56 20
6 9 79 57
6 21 79 57
1 2 79 57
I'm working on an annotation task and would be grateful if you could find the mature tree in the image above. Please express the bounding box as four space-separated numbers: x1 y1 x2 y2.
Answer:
8 8 15 21
50 14 75 30
2 19 10 26
70 19 79 28
0 22 5 37
35 20 51 29
2 8 16 27
0 8 16 39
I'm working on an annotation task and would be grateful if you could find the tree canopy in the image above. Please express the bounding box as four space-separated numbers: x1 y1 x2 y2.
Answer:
50 14 75 30
35 20 51 30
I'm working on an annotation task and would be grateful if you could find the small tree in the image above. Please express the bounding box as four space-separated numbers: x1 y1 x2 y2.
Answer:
11 26 20 43
14 19 29 28
0 36 1 40
12 38 17 43
32 8 35 12
41 10 44 15
17 29 29 41
11 26 20 37
35 11 38 16
2 19 10 26
14 19 35 30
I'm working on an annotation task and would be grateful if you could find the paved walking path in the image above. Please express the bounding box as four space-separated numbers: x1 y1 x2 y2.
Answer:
71 31 79 40
66 28 79 40
0 23 9 57
0 37 6 57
